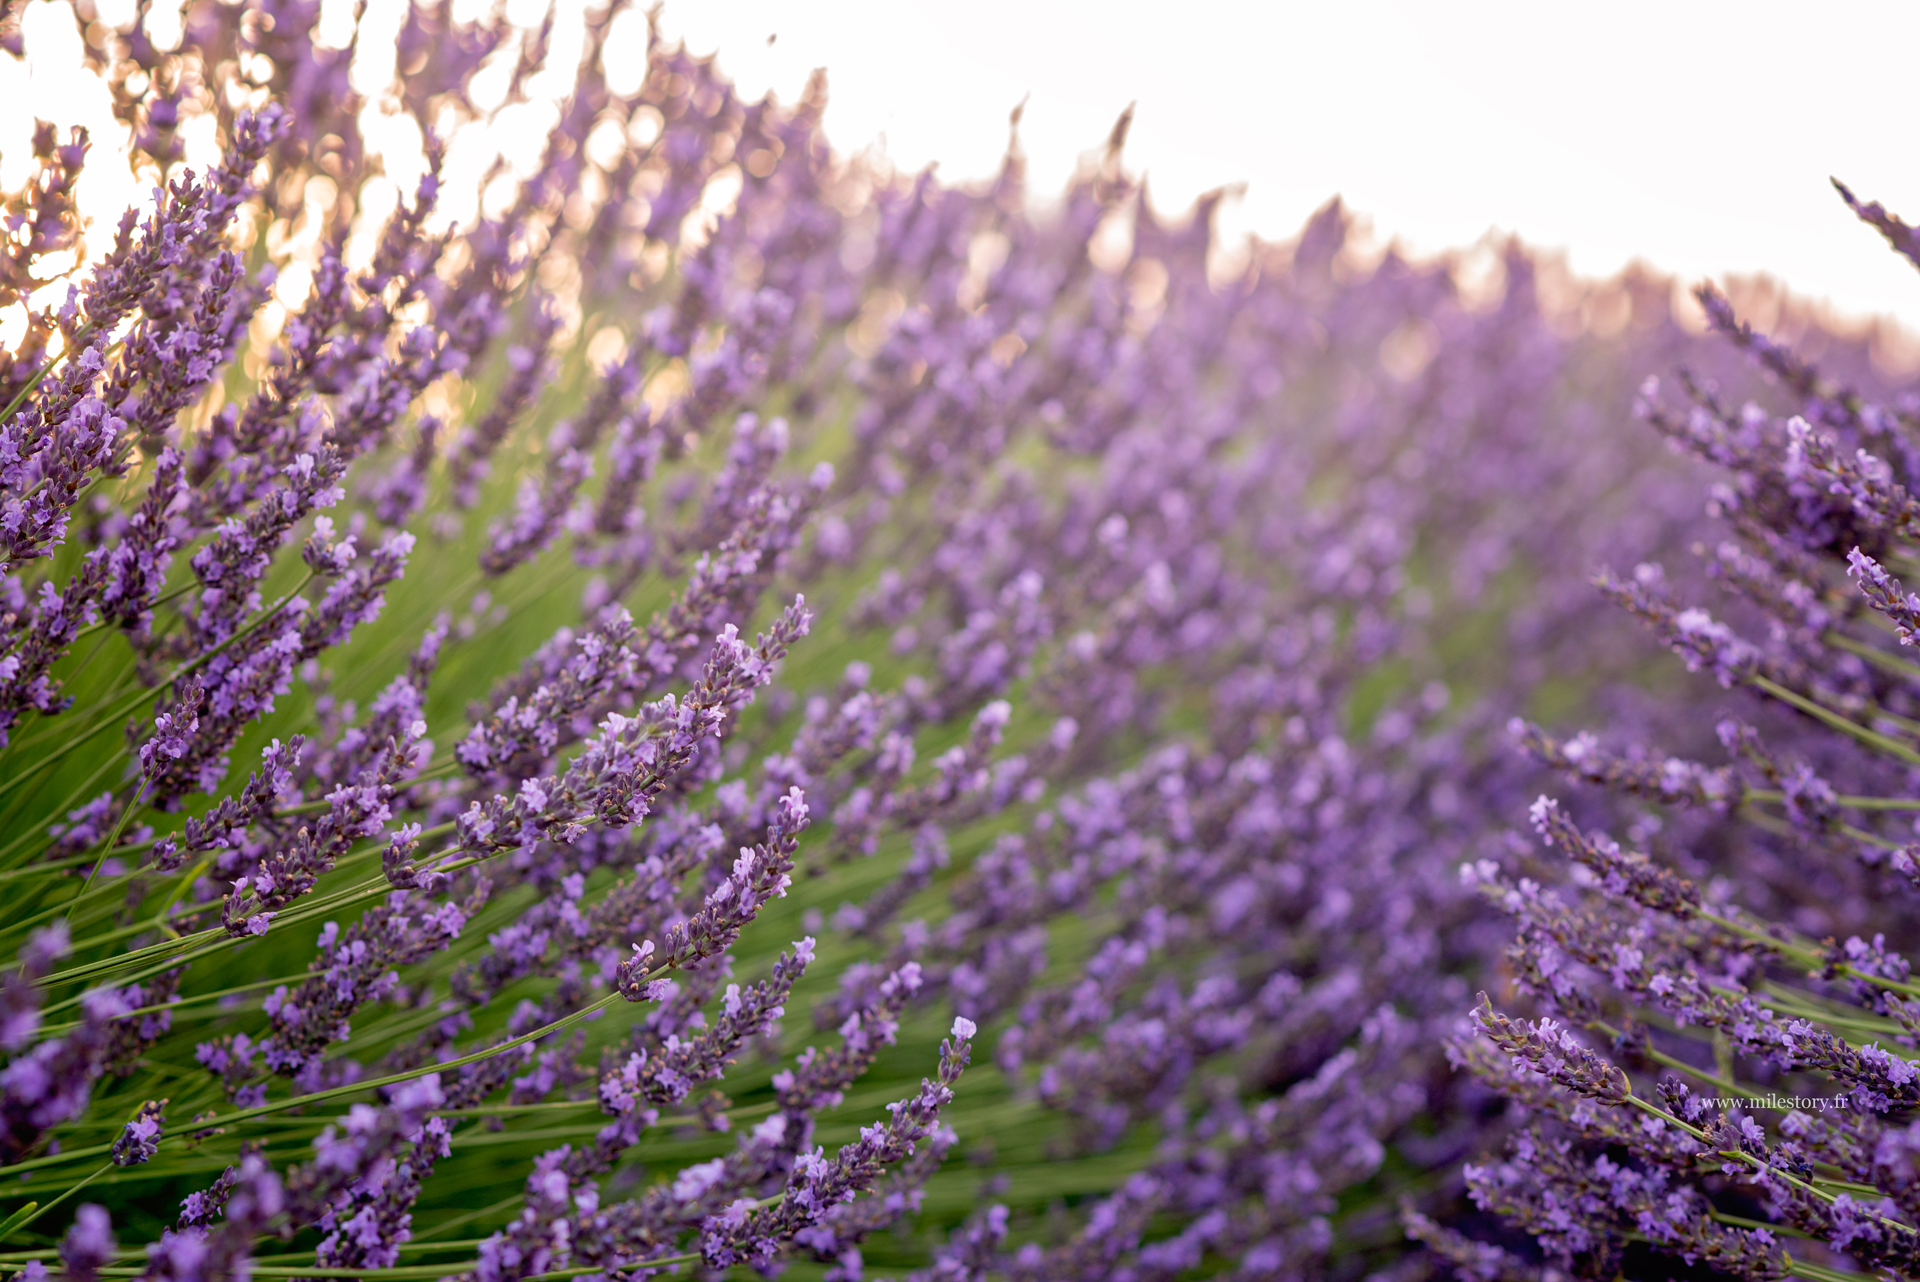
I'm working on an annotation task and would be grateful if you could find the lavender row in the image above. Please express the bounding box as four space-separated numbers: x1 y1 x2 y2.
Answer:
0 2 1912 1280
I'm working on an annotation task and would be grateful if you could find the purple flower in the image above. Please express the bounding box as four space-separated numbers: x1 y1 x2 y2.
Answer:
60 1204 115 1282
111 1099 166 1166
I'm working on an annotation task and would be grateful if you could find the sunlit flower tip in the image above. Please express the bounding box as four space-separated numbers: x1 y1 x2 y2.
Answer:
951 1017 978 1041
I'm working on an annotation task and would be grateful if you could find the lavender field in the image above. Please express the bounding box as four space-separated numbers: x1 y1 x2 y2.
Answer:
6 3 1920 1279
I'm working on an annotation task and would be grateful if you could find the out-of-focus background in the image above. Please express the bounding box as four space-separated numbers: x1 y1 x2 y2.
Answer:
650 1 1920 337
11 0 1920 347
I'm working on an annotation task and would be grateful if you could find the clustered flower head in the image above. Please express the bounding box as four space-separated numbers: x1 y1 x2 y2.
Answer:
1450 196 1920 1278
0 2 1915 1280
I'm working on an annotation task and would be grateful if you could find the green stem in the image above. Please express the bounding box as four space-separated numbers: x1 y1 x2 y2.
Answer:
85 1255 703 1279
1698 906 1920 1001
0 846 117 882
1746 786 1920 811
1757 980 1909 1036
1844 821 1900 851
1751 674 1920 766
1827 629 1920 684
1619 1089 1919 1239
0 568 317 810
0 985 654 1181
0 321 99 421
0 1140 114 1178
34 971 307 1038
0 1236 505 1267
0 754 457 891
67 577 200 645
1707 1208 1812 1239
0 1160 110 1237
1590 1019 1764 1101
408 1192 525 1243
149 856 212 938
40 823 469 1002
205 989 629 1129
1787 1258 1876 1282
0 750 123 874
0 1203 38 1247
66 784 148 920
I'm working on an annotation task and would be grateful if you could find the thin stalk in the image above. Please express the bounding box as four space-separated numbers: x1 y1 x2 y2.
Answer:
0 1139 114 1178
1845 821 1900 851
34 971 306 1038
0 983 660 1178
1699 906 1920 1002
1590 1019 1763 1101
1746 786 1920 811
0 749 123 873
1707 1209 1813 1240
46 846 411 992
0 754 458 885
35 936 248 1019
1619 1089 1920 1241
0 846 113 881
409 1192 525 1242
1828 629 1920 684
1750 675 1920 766
1758 980 1909 1037
89 1255 703 1280
0 320 100 421
0 1160 110 1235
3 980 630 1176
66 783 148 920
149 1237 499 1269
1788 1259 1873 1282
0 568 317 808
40 821 468 1000
151 856 211 938
67 577 200 645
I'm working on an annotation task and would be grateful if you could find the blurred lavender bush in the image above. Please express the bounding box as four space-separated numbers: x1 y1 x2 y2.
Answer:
0 2 1916 1279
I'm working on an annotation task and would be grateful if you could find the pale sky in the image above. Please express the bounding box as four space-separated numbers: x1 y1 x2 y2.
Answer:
8 0 1920 336
656 1 1920 333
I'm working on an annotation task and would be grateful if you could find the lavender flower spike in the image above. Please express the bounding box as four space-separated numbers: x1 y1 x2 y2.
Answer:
1848 545 1920 645
111 1099 166 1166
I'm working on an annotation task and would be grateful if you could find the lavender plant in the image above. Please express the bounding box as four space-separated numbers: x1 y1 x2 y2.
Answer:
0 2 1910 1280
1444 192 1920 1278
